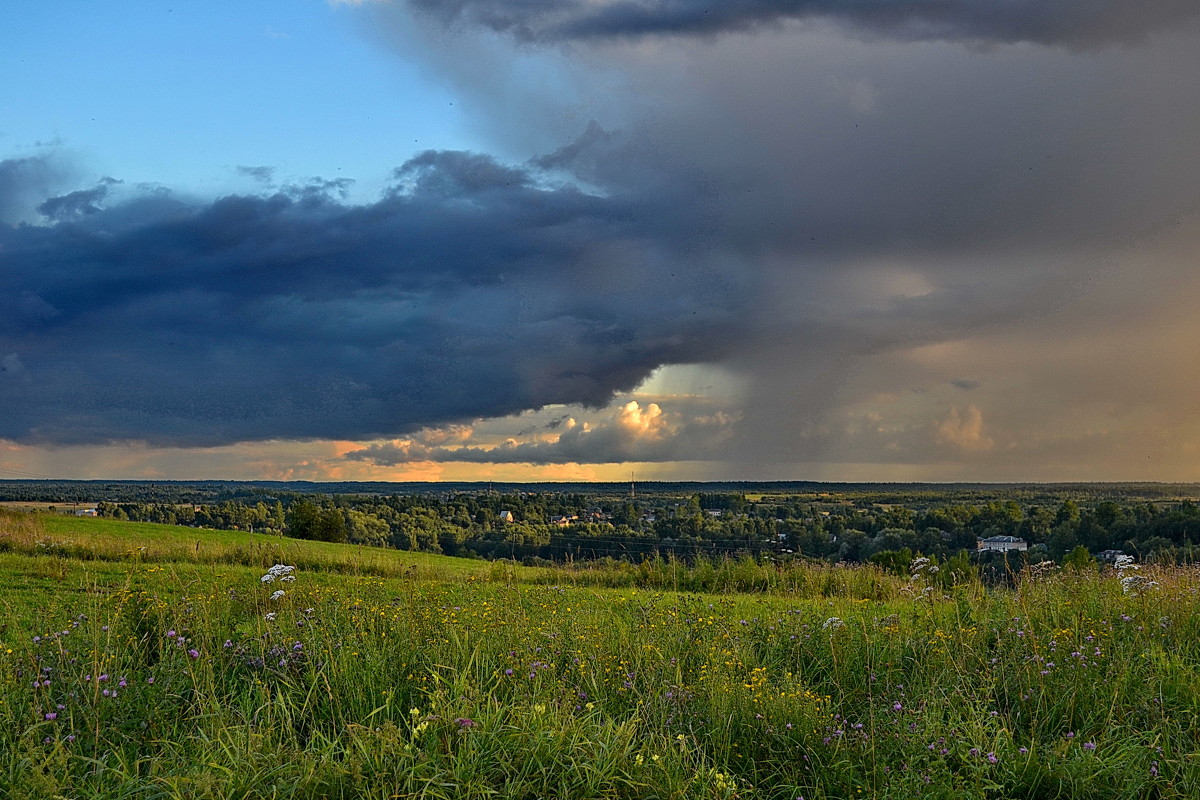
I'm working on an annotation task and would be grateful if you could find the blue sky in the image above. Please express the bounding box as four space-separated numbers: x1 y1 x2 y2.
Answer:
5 1 1200 483
3 2 474 201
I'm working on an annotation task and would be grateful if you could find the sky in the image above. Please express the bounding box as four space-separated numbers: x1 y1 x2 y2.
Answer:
4 0 1200 483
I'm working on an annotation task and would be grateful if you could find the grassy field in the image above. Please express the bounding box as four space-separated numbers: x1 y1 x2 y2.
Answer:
12 513 489 579
1 511 1198 798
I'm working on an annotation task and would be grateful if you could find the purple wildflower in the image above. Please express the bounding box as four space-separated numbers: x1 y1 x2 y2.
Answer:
1083 742 1096 751
188 649 200 659
44 712 57 721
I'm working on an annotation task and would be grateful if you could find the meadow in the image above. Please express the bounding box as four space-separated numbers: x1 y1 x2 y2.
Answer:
1 510 1197 798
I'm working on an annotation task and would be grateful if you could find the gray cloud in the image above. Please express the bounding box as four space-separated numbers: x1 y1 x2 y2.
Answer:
235 165 276 184
36 177 122 221
407 0 1200 46
0 155 74 224
0 152 745 446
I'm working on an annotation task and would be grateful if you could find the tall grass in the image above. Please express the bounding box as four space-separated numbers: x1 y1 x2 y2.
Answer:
522 554 912 600
1 517 1199 797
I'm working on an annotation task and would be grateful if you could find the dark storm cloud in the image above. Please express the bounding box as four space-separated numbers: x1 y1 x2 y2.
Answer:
408 0 1200 46
0 152 745 446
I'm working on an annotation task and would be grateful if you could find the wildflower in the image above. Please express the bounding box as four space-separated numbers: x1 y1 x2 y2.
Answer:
44 712 57 721
1083 742 1096 751
1150 761 1159 777
188 649 200 659
264 612 277 622
66 734 75 742
454 717 479 728
823 617 845 630
1018 747 1028 755
261 564 297 583
224 640 233 649
893 702 903 712
987 752 997 764
969 748 980 757
270 590 286 601
147 677 155 684
166 630 176 639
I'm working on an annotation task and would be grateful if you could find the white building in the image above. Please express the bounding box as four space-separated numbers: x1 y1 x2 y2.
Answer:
977 535 1028 553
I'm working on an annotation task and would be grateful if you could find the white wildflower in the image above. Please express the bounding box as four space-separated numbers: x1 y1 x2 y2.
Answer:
264 612 277 622
1115 555 1157 596
823 616 845 630
261 564 297 584
1114 554 1138 572
270 590 286 601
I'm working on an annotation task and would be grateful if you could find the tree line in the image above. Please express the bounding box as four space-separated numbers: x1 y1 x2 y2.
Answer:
80 491 1200 568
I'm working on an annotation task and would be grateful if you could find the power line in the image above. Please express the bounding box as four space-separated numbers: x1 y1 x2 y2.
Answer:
0 465 62 481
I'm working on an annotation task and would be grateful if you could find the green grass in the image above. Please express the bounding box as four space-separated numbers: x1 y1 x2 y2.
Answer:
1 511 1199 798
16 513 491 579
